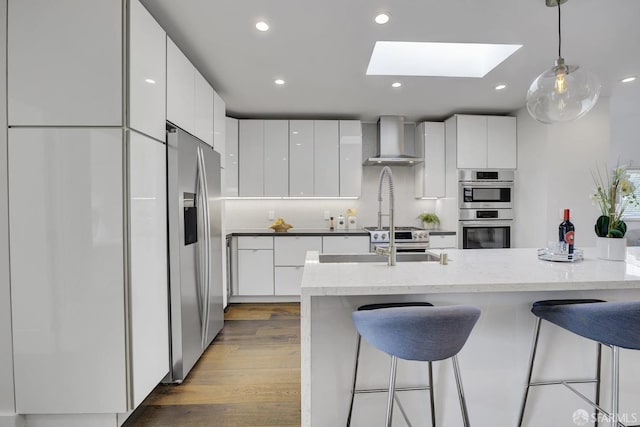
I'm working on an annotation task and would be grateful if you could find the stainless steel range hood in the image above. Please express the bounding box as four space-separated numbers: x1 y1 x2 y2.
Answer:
364 116 424 166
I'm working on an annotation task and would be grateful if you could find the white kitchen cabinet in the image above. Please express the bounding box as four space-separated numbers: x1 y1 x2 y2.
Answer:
238 120 264 196
449 115 517 169
224 117 238 196
274 236 322 266
213 91 226 163
414 122 445 198
194 70 214 147
322 235 370 254
9 128 127 413
487 116 517 169
429 233 457 249
275 267 305 296
289 120 315 196
339 120 363 197
167 37 195 134
237 246 274 296
274 236 322 296
128 131 169 406
8 0 122 126
314 120 340 196
128 0 166 142
264 120 289 196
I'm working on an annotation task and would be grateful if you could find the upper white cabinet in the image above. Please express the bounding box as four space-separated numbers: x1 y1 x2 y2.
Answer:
238 120 264 196
213 91 226 162
194 70 214 147
8 0 122 126
224 117 238 197
167 37 215 147
289 120 315 196
339 120 363 197
129 0 166 141
487 116 517 169
448 115 517 169
314 121 340 196
264 120 289 196
167 37 195 133
414 122 445 198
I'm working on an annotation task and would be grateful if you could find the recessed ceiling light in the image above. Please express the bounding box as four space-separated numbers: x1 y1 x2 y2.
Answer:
274 79 285 85
255 21 269 32
367 41 522 78
621 76 637 83
375 13 390 25
144 78 156 84
495 84 507 90
392 82 402 88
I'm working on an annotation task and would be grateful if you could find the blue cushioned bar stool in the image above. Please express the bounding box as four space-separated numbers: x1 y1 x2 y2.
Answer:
518 299 640 427
347 302 435 427
350 304 481 427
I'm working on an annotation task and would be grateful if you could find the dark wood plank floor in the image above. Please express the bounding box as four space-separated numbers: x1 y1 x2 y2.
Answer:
123 303 301 427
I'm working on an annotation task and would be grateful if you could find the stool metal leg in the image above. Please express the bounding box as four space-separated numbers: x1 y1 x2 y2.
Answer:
518 317 542 427
428 361 436 427
346 334 362 427
452 355 471 427
386 355 399 427
595 343 602 427
610 346 620 427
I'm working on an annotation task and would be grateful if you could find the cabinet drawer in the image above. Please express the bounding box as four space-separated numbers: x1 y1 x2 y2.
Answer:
322 235 370 254
237 236 273 250
274 266 304 296
429 234 457 249
274 236 322 266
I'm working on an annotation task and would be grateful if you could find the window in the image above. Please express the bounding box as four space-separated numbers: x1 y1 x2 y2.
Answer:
623 169 640 220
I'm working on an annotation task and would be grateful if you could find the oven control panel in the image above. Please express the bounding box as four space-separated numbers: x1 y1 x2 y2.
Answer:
368 230 429 244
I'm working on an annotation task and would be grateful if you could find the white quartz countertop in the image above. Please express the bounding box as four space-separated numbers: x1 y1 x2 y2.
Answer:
301 247 640 296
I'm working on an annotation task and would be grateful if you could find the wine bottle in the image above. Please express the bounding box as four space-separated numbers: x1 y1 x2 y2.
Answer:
558 209 575 254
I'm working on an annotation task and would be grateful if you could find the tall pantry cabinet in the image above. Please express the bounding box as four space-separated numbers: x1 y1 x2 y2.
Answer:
5 1 169 425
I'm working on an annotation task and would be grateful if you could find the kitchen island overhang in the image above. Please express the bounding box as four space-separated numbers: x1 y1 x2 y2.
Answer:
301 248 640 427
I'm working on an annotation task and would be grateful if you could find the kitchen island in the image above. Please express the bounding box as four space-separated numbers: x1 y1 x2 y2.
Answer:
301 248 640 427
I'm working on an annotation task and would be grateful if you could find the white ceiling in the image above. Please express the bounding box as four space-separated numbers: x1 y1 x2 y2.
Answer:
141 0 640 123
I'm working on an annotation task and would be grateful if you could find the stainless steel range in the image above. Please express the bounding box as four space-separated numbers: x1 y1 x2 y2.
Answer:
364 226 430 252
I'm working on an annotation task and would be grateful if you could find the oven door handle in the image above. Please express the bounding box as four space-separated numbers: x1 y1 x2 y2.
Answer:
458 181 514 188
459 220 513 227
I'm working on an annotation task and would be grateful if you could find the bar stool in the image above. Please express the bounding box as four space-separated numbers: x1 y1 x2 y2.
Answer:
347 302 435 427
519 299 640 427
350 304 481 427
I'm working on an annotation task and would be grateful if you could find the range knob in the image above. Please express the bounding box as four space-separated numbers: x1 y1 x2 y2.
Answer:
381 233 388 240
373 233 379 240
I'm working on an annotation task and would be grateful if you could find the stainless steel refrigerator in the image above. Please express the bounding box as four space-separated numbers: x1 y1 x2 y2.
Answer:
165 124 224 383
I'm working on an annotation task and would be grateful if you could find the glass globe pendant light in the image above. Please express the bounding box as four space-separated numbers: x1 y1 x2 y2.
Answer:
526 0 601 124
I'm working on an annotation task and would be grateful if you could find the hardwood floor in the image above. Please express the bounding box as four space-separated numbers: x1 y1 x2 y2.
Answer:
123 303 301 427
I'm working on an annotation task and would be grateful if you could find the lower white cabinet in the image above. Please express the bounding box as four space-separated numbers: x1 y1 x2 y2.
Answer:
322 235 370 254
275 267 305 296
237 248 274 296
232 234 370 298
429 233 457 249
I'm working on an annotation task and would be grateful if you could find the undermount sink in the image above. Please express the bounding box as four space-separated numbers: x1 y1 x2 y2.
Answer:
318 252 440 263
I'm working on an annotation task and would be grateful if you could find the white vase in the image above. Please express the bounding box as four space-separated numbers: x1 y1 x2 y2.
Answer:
595 236 627 261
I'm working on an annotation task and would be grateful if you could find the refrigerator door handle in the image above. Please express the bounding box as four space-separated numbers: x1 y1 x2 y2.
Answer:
196 146 212 348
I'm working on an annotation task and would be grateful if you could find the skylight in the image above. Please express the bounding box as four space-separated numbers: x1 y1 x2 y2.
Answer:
366 41 522 78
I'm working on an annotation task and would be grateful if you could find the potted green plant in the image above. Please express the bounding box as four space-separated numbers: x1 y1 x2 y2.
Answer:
418 212 440 230
591 163 638 260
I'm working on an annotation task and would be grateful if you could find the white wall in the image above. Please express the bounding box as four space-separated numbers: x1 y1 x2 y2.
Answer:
224 166 438 230
0 0 17 420
514 100 610 248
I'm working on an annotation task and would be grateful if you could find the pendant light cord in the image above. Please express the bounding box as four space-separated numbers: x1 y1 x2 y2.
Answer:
557 1 562 58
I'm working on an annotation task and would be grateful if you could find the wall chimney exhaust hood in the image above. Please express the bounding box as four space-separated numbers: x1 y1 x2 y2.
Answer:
364 116 423 165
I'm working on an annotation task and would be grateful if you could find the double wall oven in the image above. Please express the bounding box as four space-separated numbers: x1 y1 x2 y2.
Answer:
458 170 514 249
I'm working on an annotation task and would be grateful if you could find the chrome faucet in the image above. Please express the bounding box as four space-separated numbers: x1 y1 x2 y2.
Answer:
375 166 396 266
